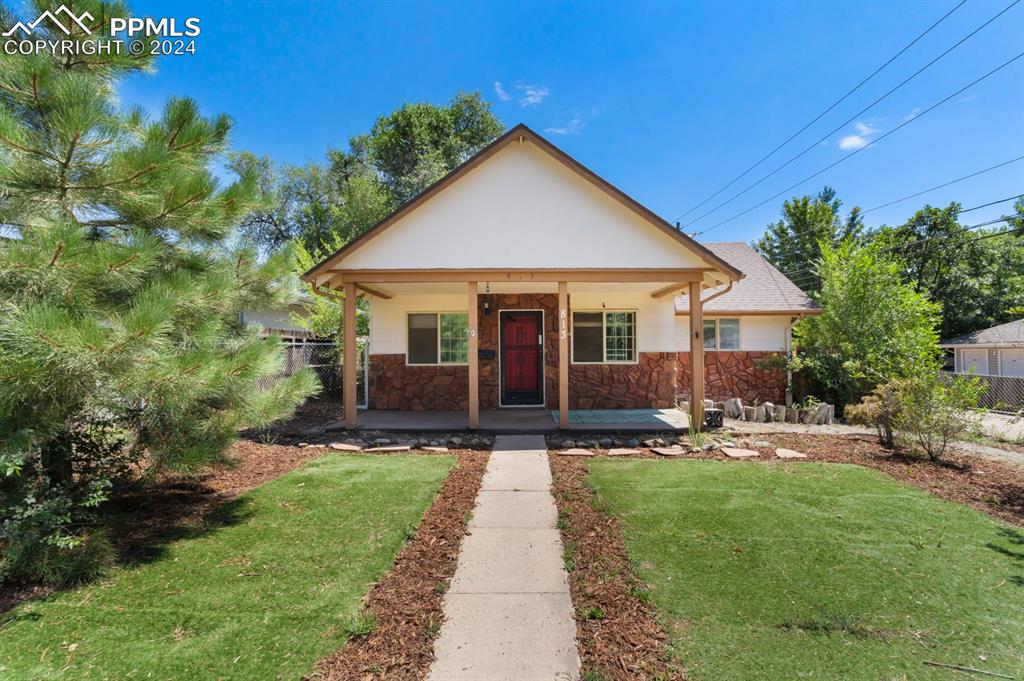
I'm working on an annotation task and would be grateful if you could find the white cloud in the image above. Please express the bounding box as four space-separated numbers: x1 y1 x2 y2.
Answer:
545 118 584 135
838 135 869 150
854 120 878 135
516 83 549 107
493 81 511 102
901 107 921 123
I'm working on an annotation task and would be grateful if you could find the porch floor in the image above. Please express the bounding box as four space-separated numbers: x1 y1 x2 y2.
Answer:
355 408 690 434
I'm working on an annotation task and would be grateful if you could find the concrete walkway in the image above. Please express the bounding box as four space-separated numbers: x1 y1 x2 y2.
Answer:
428 435 580 681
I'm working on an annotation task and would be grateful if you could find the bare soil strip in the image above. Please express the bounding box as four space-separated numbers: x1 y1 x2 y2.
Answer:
313 450 489 681
550 456 684 681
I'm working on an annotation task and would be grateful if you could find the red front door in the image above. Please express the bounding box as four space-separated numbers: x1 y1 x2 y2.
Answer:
501 312 543 405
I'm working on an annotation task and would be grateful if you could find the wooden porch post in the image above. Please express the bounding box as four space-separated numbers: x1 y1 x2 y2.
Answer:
688 281 705 431
467 281 479 430
558 281 569 430
343 282 358 430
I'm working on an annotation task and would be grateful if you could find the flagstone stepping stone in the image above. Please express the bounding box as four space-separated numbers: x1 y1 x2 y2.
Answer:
652 446 685 457
558 448 595 457
423 446 449 452
329 442 362 451
722 447 759 459
775 448 807 459
607 448 641 456
365 445 412 452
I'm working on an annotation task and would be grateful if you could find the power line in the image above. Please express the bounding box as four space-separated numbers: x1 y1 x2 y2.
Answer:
861 155 1024 214
777 194 1024 276
685 0 1022 233
670 0 968 225
690 50 1024 238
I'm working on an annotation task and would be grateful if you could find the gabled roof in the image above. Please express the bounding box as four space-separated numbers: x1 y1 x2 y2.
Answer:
303 123 743 283
675 243 819 315
941 318 1024 347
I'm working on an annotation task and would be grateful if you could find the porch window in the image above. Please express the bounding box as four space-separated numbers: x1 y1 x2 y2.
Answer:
572 310 637 363
407 312 468 365
703 318 740 350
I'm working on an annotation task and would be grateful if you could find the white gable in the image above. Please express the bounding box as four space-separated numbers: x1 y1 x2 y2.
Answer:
337 140 709 270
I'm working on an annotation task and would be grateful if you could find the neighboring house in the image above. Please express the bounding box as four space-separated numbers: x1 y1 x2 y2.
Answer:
941 318 1024 377
302 124 819 430
241 297 316 341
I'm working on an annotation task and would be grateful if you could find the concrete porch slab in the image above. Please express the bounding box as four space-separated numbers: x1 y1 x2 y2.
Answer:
354 408 690 434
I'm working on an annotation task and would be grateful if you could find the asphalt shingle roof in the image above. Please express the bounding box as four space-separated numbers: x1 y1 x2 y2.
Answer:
675 242 819 315
941 319 1024 347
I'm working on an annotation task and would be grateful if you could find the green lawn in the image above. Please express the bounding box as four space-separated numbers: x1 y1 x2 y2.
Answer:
0 454 453 680
588 459 1024 681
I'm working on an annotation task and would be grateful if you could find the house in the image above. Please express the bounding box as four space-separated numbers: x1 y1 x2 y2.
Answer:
941 318 1024 377
302 124 819 430
241 296 317 341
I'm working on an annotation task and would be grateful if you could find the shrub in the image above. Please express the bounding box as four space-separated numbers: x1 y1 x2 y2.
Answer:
845 381 902 448
896 373 984 462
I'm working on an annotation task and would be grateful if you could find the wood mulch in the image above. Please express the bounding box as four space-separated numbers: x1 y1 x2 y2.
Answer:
312 449 489 681
550 456 684 681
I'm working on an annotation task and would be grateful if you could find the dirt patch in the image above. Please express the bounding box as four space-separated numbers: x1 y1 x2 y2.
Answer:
566 433 1024 527
550 456 684 681
313 450 489 681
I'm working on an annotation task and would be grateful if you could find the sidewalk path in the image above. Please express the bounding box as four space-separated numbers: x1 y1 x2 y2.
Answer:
427 435 580 681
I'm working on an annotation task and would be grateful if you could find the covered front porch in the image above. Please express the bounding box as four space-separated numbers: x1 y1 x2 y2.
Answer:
355 407 691 434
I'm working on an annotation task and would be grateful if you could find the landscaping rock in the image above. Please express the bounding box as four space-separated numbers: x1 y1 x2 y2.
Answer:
703 399 715 410
423 446 449 452
643 438 666 448
652 446 685 457
762 402 775 421
800 409 814 424
814 403 834 425
323 421 347 432
558 448 595 457
775 448 807 459
598 437 613 448
742 406 758 422
365 445 411 452
722 447 759 459
625 438 641 448
373 438 392 446
773 405 788 422
607 448 641 456
753 405 767 423
753 440 772 448
786 407 800 423
329 442 363 451
724 398 744 419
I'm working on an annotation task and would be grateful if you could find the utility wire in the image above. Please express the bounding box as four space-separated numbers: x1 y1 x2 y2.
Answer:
689 50 1024 238
861 155 1024 214
670 0 968 225
775 193 1024 275
686 0 1022 233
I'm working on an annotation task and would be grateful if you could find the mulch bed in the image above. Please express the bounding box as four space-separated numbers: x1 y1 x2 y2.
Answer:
550 456 684 681
312 449 489 681
556 432 1024 527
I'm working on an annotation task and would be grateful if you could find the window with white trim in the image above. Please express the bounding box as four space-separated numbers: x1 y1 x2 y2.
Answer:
572 310 637 363
407 312 468 365
703 318 739 350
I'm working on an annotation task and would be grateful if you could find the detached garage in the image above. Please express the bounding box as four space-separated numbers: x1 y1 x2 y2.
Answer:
941 318 1024 410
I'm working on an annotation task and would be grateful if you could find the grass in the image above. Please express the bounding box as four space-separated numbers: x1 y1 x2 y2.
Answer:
588 459 1024 681
0 454 453 680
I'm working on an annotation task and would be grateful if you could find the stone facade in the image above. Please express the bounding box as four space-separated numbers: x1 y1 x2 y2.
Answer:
677 351 787 404
368 292 682 411
568 352 677 409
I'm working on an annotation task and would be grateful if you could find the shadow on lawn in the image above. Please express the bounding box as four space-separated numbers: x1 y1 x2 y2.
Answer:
0 482 254 617
986 527 1024 587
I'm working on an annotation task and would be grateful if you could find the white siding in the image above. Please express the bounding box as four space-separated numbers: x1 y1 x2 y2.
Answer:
369 294 468 356
570 292 677 354
242 308 308 335
675 315 791 352
338 141 709 271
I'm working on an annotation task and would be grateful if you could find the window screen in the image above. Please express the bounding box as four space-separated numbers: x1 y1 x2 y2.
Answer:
440 313 468 363
703 320 717 350
408 313 438 364
572 312 603 362
719 318 740 350
605 312 636 362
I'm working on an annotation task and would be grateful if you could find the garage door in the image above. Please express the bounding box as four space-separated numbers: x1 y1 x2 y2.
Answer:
1001 350 1024 377
960 349 988 374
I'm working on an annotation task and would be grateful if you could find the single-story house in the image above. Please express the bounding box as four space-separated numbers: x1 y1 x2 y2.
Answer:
302 124 819 430
941 318 1024 377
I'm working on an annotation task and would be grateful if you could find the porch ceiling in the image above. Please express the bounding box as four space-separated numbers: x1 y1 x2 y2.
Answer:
366 280 689 296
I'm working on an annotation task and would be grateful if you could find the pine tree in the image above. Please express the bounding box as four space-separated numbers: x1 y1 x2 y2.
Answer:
0 0 318 583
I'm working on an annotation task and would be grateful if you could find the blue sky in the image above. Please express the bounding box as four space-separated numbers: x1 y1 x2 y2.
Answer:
114 0 1024 244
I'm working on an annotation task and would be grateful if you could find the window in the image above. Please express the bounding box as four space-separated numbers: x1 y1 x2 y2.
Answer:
572 311 637 363
407 312 468 365
703 318 740 350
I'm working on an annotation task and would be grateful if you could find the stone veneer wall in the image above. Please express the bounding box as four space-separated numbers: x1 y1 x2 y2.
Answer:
368 292 681 410
568 352 677 409
676 351 787 404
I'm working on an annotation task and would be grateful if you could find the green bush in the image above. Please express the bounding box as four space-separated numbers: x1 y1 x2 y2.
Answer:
895 373 984 462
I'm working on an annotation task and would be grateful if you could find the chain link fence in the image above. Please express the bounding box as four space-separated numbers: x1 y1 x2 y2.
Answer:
260 339 367 408
941 371 1024 414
